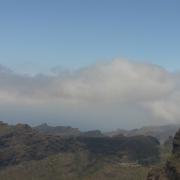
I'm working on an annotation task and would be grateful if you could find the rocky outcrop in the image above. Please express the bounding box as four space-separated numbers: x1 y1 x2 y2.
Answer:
147 129 180 180
173 129 180 155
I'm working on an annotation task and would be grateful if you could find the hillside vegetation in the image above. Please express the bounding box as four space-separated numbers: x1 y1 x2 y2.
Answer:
0 152 150 180
0 121 161 180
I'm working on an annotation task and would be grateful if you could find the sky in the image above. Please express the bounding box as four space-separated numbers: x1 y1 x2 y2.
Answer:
0 0 180 130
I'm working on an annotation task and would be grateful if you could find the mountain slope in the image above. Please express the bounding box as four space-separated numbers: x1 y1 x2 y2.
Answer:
0 152 151 180
0 121 161 180
0 122 83 168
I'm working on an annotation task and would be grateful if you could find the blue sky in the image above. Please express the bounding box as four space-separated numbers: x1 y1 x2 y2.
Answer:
0 0 180 73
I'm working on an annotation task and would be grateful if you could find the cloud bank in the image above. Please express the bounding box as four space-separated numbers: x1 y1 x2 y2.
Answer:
0 59 179 130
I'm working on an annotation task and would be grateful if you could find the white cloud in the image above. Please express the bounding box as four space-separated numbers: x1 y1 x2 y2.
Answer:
0 59 179 129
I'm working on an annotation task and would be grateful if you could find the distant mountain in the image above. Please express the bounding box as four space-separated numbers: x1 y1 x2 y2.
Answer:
105 124 180 143
34 123 180 143
34 123 105 138
80 130 104 137
34 123 81 136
